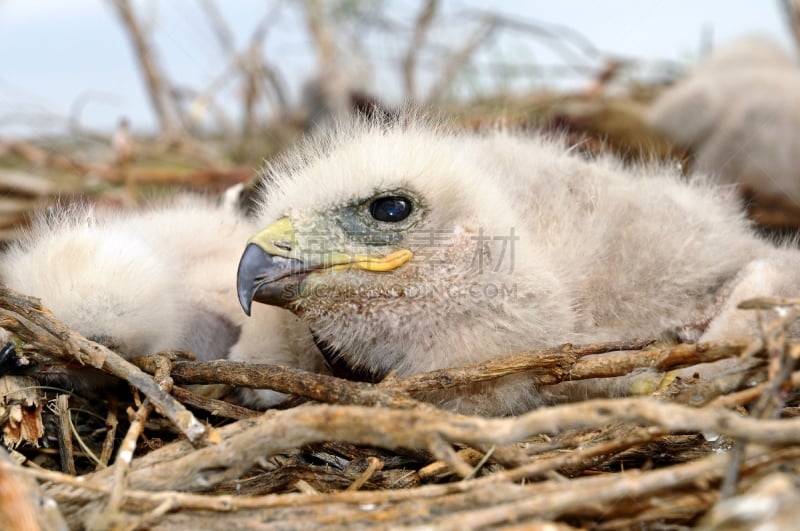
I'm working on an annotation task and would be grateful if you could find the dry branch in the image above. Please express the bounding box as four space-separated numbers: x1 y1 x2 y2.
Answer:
403 0 438 100
32 421 800 528
170 385 260 419
108 0 183 141
782 0 800 54
2 286 800 527
0 287 210 445
196 0 235 53
0 138 254 201
97 396 118 469
39 396 797 498
55 394 76 475
0 169 61 197
427 15 498 102
133 338 756 406
133 357 419 408
302 0 336 67
301 0 349 122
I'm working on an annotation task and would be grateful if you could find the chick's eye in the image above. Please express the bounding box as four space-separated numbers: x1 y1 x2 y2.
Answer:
369 196 412 223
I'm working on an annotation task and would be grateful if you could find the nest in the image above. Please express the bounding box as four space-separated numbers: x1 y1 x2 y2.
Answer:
1 287 800 530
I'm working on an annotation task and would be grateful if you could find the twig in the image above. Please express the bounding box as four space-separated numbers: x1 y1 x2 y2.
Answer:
5 289 799 528
133 338 762 405
133 356 420 408
0 286 209 445
170 386 260 419
427 446 755 530
345 456 382 492
196 0 235 53
671 361 764 406
55 394 76 475
302 0 335 65
402 0 438 99
97 395 118 470
123 497 176 531
708 370 800 409
103 353 177 526
426 15 498 101
463 445 495 481
39 446 800 528
387 338 739 392
105 399 153 517
419 447 489 481
92 397 800 494
781 0 800 54
472 10 600 64
14 427 654 512
426 434 473 477
108 0 183 141
721 300 800 497
294 479 319 495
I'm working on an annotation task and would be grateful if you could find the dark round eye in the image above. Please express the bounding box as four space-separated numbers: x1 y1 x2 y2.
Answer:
369 196 412 223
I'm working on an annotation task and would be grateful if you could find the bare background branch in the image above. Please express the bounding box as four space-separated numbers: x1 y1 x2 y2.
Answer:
403 0 438 100
107 0 184 143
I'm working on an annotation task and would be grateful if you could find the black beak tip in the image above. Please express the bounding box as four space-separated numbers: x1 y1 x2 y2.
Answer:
238 291 253 316
237 241 304 312
237 243 266 316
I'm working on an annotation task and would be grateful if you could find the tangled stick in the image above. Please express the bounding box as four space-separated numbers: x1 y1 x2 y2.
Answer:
0 286 211 445
2 288 800 529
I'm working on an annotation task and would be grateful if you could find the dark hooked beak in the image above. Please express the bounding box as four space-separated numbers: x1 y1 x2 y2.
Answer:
236 243 306 314
238 217 412 315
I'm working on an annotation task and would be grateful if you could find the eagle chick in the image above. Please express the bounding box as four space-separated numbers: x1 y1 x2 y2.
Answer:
648 37 800 200
235 117 800 415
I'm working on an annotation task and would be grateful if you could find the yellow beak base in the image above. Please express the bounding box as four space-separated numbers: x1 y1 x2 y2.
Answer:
247 217 413 273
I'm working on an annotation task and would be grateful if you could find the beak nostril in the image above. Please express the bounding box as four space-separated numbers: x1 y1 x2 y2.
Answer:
274 240 292 252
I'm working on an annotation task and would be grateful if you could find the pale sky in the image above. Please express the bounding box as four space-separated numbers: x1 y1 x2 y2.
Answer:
0 1 792 136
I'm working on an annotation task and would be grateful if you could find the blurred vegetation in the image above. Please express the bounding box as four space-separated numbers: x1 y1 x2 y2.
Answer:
1 1 696 244
13 1 800 242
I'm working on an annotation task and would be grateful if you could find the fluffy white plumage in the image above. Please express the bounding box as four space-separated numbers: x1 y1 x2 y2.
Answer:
0 198 321 402
3 204 186 358
648 37 800 200
234 117 800 415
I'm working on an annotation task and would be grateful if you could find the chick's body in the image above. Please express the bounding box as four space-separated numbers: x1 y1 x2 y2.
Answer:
0 198 319 400
648 37 800 200
235 119 794 414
